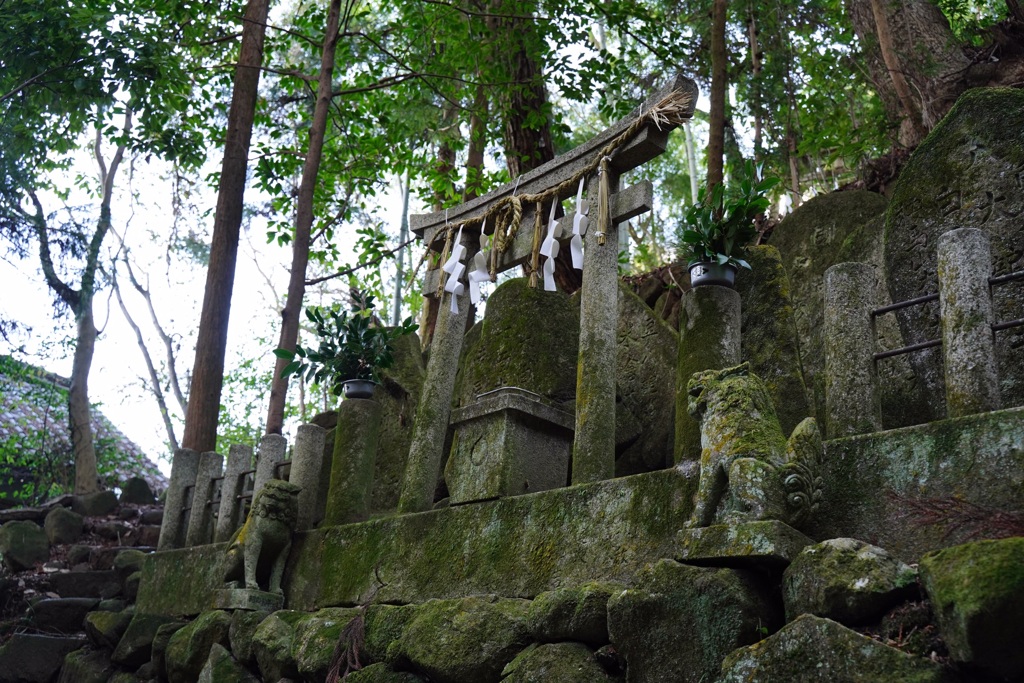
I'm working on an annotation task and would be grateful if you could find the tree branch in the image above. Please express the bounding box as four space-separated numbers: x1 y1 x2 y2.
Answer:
305 236 416 286
0 60 84 104
29 190 79 308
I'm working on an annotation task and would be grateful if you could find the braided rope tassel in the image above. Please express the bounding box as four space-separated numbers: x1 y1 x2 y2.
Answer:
528 200 543 288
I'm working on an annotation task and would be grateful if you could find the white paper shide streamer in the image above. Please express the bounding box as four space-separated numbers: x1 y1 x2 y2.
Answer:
570 177 589 270
442 226 466 314
540 199 560 291
468 218 491 305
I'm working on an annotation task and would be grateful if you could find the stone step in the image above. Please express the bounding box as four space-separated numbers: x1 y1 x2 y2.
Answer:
47 570 122 600
25 597 99 634
0 633 86 683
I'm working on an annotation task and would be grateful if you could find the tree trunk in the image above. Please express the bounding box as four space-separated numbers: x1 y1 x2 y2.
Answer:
846 0 968 148
69 308 98 493
265 0 343 435
182 0 272 452
707 0 729 191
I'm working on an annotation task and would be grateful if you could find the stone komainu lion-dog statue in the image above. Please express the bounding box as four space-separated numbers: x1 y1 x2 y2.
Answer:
684 363 823 529
223 479 301 595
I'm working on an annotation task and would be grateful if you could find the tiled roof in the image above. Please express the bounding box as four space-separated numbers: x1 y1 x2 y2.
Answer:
0 356 168 494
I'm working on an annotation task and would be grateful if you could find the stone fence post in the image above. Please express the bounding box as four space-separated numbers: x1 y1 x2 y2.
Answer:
185 451 223 546
674 285 742 463
937 228 1001 417
215 444 252 542
290 423 328 531
157 448 200 550
824 262 882 438
253 434 288 498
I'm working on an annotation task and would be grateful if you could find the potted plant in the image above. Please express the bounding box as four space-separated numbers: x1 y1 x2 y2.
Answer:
274 293 418 400
680 161 779 287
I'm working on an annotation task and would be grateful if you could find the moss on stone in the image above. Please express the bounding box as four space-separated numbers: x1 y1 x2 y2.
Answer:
164 610 232 683
501 641 616 682
388 596 531 683
453 278 580 408
292 607 361 681
527 581 622 645
919 537 1024 679
364 604 419 663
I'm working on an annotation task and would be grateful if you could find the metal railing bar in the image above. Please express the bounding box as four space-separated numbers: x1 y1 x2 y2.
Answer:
873 338 941 361
989 270 1024 287
993 318 1024 333
872 293 939 317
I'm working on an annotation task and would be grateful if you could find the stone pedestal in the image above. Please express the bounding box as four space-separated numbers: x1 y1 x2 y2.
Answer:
445 388 574 505
938 228 1000 417
675 285 742 463
324 399 383 526
158 448 200 551
213 588 284 612
824 262 882 438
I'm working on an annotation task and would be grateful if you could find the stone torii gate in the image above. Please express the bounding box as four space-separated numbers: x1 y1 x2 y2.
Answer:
397 74 697 513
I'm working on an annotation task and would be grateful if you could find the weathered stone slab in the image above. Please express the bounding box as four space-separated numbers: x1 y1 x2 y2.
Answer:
27 596 99 634
44 506 83 545
0 634 85 682
502 642 616 682
445 389 573 504
324 398 382 525
677 520 814 569
527 581 620 645
213 588 284 612
885 88 1024 415
718 614 952 682
0 519 49 571
165 610 232 683
614 282 678 474
138 468 696 616
809 404 1024 561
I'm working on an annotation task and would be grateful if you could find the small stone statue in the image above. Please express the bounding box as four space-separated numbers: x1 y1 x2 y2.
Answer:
684 363 822 529
223 479 301 595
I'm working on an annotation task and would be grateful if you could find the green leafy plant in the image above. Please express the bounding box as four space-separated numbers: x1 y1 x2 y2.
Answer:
680 161 780 269
274 294 417 395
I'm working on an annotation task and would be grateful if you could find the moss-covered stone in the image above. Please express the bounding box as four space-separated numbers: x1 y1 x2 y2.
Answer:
57 647 113 683
292 607 361 681
919 537 1024 680
113 549 148 578
345 662 426 682
364 604 419 664
0 520 49 571
370 331 426 514
135 542 224 617
197 643 259 683
501 642 616 682
677 519 814 569
453 278 580 408
251 609 306 682
783 538 918 625
527 581 621 645
111 613 182 669
607 559 777 683
808 405 1024 561
614 282 678 474
151 620 187 681
885 88 1024 415
228 609 270 668
718 614 953 682
164 609 231 683
388 596 531 683
735 245 812 437
84 608 133 649
285 467 695 609
44 506 83 545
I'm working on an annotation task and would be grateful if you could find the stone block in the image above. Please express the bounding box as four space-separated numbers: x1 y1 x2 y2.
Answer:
213 588 284 612
783 538 918 625
197 643 260 683
445 389 574 504
292 607 361 681
527 581 620 645
677 520 814 570
27 596 98 634
324 398 382 525
112 613 182 668
388 596 531 683
0 634 86 683
251 610 305 682
229 609 271 667
606 559 777 683
57 647 114 683
159 448 201 551
345 663 426 682
0 519 50 571
919 537 1024 680
84 609 133 649
165 609 232 683
719 614 952 682
48 569 121 599
44 506 83 545
119 476 156 505
72 490 118 517
501 642 617 682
